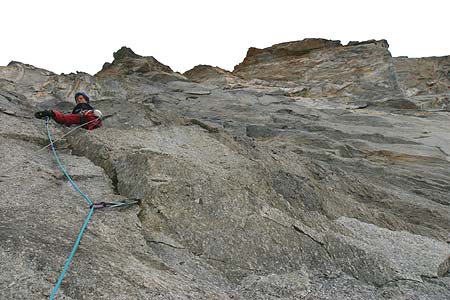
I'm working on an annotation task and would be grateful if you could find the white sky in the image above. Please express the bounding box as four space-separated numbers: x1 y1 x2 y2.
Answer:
1 0 449 75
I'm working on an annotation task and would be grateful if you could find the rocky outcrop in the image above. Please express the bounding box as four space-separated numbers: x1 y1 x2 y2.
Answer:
183 65 243 87
393 56 450 109
347 39 389 48
234 39 343 69
233 38 403 102
1 40 450 300
96 46 187 83
183 65 231 81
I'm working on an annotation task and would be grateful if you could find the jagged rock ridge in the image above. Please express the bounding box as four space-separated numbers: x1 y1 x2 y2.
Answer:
1 38 449 300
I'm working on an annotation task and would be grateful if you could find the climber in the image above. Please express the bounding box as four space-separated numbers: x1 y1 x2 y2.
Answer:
34 92 103 130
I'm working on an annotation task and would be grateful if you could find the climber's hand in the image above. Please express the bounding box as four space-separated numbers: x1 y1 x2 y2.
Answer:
93 109 103 119
34 110 55 119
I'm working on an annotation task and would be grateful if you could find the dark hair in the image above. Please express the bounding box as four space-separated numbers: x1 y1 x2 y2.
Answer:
74 92 90 102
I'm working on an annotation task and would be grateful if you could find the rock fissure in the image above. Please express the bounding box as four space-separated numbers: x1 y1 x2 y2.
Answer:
435 146 449 157
0 132 47 145
292 224 325 247
146 240 185 250
376 277 426 289
0 108 33 119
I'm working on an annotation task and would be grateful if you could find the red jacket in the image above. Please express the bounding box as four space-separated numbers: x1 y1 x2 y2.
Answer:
53 110 102 130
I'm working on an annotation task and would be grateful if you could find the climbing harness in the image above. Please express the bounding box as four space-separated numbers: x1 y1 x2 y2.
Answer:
44 117 139 300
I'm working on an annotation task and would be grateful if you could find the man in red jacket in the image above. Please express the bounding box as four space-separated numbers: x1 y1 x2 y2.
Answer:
35 92 102 130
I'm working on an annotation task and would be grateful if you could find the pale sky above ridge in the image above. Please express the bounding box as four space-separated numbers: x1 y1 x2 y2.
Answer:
1 0 449 75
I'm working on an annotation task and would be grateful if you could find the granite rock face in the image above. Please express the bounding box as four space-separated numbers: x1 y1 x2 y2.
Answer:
1 38 449 300
232 39 403 103
393 56 450 109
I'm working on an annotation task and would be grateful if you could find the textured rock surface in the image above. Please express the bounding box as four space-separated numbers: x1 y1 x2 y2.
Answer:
183 65 242 86
1 39 449 299
96 46 186 83
326 217 450 285
393 56 450 109
232 39 403 103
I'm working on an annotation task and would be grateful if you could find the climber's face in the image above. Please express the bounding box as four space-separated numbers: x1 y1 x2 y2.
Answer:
76 95 87 104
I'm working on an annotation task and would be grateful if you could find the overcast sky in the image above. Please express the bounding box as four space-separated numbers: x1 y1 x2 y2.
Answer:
1 0 449 75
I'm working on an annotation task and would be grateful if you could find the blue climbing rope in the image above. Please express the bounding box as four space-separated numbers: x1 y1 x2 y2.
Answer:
44 118 139 299
49 206 95 300
45 118 93 206
46 118 96 299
